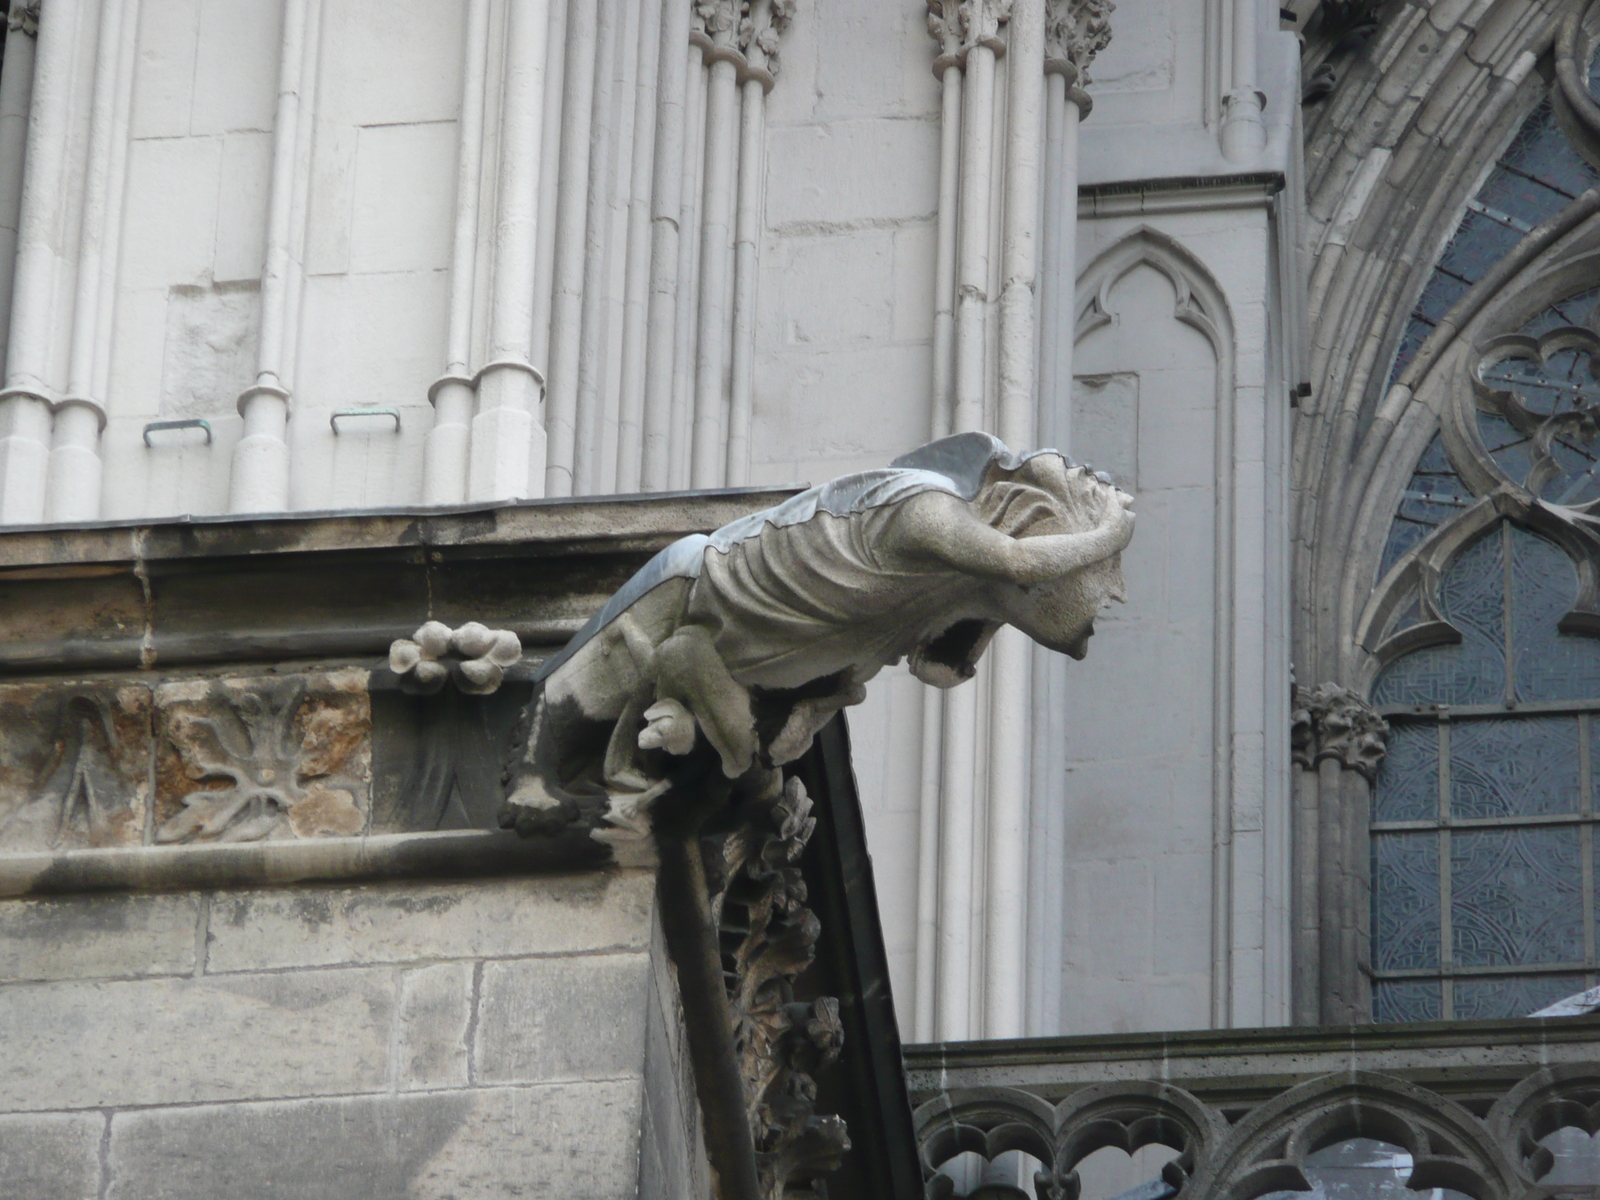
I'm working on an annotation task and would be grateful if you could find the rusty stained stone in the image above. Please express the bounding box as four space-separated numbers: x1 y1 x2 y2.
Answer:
154 669 371 844
0 682 152 851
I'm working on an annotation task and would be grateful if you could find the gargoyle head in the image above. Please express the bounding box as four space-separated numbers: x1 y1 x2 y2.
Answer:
976 451 1130 660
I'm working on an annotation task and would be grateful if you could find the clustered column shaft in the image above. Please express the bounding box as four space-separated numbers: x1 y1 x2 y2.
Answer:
0 0 138 524
917 0 1111 1043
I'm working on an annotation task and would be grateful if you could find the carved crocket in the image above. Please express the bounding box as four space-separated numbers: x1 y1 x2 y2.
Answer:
499 431 1135 850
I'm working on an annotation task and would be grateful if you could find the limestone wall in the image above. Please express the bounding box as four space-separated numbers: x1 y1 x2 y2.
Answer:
0 869 709 1199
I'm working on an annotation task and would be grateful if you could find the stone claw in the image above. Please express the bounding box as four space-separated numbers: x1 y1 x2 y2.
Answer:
638 698 697 756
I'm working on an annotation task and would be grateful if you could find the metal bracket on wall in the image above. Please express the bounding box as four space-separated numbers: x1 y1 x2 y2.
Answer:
330 407 401 434
142 418 212 447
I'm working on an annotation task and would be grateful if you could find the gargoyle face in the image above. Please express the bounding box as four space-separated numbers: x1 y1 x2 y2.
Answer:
1009 551 1128 659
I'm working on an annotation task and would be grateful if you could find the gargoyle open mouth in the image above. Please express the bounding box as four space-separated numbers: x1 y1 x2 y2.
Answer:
908 618 996 688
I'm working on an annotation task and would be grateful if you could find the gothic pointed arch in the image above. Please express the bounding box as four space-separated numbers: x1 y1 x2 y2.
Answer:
1046 1080 1228 1200
1074 224 1234 362
1184 1071 1522 1200
1292 0 1600 1024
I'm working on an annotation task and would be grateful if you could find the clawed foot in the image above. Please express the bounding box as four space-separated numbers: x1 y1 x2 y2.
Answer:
638 698 697 756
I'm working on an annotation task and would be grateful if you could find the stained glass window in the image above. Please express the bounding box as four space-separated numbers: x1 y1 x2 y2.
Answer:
1380 99 1600 407
1371 523 1600 1021
1364 67 1600 1024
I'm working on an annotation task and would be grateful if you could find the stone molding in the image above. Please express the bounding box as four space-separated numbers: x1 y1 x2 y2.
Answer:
1290 681 1388 780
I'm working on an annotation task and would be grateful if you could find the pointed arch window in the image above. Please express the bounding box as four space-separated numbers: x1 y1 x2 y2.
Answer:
1369 289 1600 1022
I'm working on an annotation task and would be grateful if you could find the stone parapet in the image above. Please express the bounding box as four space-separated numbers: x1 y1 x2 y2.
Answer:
906 1020 1600 1199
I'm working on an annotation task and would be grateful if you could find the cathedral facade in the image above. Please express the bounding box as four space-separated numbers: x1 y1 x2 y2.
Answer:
0 0 1597 1195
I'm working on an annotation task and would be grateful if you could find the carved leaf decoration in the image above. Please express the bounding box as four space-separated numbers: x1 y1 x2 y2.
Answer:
710 775 849 1200
155 674 370 844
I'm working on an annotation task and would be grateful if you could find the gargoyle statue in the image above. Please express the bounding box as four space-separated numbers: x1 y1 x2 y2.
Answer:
500 431 1135 852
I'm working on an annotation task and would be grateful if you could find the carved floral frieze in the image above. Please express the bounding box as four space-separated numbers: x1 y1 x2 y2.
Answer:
0 682 151 851
155 670 371 844
0 669 380 853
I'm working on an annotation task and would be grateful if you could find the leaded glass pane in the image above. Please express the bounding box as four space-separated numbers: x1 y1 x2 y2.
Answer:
1452 827 1583 966
1436 207 1526 289
1372 723 1438 821
1453 974 1589 1020
1383 97 1599 389
1525 285 1600 334
1511 528 1600 699
1496 100 1600 203
1372 531 1506 706
1373 832 1440 971
1450 717 1579 818
1377 434 1474 582
1372 979 1441 1023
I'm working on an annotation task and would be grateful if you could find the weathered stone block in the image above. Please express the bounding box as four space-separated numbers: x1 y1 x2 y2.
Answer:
475 954 651 1084
154 670 371 844
397 962 471 1090
105 1083 645 1199
0 969 393 1111
0 891 198 983
0 1112 104 1200
205 871 655 973
0 681 152 852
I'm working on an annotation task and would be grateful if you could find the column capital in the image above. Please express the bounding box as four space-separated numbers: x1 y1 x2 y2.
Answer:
927 0 1013 75
693 0 742 48
8 2 39 38
1291 681 1389 781
1045 0 1113 104
740 0 795 81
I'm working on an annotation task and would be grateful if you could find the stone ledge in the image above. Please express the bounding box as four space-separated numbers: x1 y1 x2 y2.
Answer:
0 828 618 898
905 1016 1600 1104
0 486 805 569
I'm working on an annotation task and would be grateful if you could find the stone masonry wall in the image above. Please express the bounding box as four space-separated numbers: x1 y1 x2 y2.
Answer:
0 869 709 1199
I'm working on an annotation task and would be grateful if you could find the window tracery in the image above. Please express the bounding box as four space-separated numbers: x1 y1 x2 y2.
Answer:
1365 74 1600 1021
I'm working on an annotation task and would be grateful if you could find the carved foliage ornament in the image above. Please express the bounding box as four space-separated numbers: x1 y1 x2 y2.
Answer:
155 672 371 844
1290 681 1388 779
1045 0 1115 86
708 776 849 1198
694 0 794 83
389 620 522 696
927 0 1012 65
8 2 38 37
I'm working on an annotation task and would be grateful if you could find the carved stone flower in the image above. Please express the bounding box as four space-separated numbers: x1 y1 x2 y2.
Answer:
389 621 521 696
